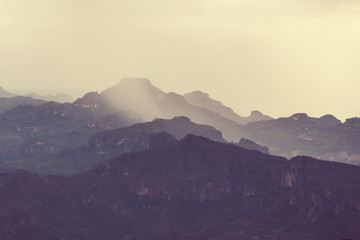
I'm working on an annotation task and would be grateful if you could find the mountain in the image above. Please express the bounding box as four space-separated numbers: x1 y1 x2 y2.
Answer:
101 78 166 120
0 87 16 98
0 135 359 239
0 96 46 113
236 138 269 154
0 101 140 162
75 78 243 141
25 93 74 103
245 110 272 122
10 117 226 175
235 113 360 164
3 78 360 175
184 91 272 124
184 91 248 124
0 79 248 174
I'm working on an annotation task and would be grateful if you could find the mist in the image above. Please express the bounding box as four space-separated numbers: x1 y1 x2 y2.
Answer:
101 78 164 122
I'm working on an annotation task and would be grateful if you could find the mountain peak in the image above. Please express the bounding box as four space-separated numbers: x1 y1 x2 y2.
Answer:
250 110 263 117
246 110 272 122
0 87 16 98
119 77 151 86
184 90 210 99
291 113 308 120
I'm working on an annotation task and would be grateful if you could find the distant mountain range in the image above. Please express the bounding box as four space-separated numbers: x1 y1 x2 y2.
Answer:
78 78 270 141
1 78 360 172
1 135 359 239
1 79 360 239
0 96 46 113
236 113 360 165
25 92 74 103
7 117 227 176
0 86 74 103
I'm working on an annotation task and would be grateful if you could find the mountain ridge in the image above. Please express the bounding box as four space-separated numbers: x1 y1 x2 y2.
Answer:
1 135 360 239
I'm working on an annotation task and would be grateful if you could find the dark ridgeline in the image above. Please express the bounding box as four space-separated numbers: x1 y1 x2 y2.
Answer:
0 135 360 240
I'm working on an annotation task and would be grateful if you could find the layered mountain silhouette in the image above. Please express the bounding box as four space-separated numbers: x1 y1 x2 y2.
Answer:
9 117 226 175
74 78 269 141
2 78 360 173
1 78 360 239
1 78 360 172
0 135 359 240
77 79 233 140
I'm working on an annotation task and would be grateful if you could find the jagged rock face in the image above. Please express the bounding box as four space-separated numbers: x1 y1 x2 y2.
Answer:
275 157 360 240
1 136 360 240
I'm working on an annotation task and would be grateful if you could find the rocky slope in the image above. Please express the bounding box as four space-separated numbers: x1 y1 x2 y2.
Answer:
0 135 359 239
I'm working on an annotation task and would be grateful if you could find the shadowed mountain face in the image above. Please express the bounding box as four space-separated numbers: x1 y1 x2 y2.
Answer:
10 117 226 176
0 135 359 240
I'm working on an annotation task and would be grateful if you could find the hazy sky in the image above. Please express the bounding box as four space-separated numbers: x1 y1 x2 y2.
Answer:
1 0 359 120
